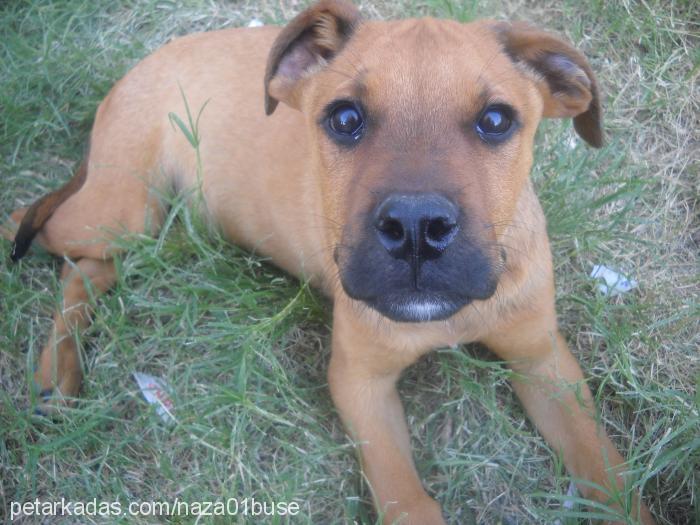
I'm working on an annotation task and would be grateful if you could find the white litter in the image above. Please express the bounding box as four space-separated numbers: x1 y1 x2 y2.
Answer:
590 264 637 296
133 372 176 424
247 19 264 28
553 482 577 525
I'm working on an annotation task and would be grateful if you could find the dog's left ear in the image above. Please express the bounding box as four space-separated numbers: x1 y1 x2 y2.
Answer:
264 0 361 115
496 22 603 147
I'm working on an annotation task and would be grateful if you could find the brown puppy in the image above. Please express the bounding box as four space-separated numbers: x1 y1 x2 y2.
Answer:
6 1 655 523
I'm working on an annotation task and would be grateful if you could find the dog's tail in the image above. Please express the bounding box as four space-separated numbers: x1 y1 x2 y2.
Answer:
10 151 89 262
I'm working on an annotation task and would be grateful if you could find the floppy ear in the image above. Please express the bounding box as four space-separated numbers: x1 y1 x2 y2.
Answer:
496 22 603 147
264 0 361 115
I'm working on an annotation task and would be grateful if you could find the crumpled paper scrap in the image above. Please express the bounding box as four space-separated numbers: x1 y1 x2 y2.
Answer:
590 264 637 296
133 372 176 424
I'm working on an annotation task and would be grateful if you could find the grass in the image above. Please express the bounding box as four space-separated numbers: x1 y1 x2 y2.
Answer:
1 0 697 523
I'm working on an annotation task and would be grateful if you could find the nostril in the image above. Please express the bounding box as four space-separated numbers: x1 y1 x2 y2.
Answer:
373 193 460 261
426 217 452 242
424 217 458 250
376 217 405 243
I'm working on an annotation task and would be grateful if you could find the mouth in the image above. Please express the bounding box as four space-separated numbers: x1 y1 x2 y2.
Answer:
366 292 469 323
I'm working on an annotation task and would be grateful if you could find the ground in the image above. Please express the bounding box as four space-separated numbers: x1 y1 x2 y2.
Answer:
0 1 697 524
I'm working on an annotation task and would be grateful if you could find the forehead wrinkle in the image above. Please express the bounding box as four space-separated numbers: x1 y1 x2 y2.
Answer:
340 18 526 147
368 56 468 144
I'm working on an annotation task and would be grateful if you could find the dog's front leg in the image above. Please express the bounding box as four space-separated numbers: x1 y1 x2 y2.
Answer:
329 303 446 525
483 314 655 525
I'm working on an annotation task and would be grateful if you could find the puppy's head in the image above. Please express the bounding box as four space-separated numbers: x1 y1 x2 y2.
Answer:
265 0 602 323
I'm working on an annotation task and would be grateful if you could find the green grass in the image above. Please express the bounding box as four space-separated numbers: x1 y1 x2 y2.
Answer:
1 1 698 523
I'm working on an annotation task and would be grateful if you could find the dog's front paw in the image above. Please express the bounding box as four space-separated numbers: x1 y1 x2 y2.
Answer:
383 496 446 525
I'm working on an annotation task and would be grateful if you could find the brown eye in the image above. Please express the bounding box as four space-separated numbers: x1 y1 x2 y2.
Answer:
476 105 515 142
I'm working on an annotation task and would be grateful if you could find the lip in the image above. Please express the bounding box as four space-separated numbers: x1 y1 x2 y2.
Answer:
366 292 469 323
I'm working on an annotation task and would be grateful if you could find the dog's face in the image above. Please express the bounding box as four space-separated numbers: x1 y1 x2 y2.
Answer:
309 19 538 322
265 1 601 322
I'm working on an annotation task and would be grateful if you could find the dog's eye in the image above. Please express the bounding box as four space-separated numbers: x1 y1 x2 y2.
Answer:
476 105 515 142
327 102 365 144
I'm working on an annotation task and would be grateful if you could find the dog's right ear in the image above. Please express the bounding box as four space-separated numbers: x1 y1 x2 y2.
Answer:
264 0 361 115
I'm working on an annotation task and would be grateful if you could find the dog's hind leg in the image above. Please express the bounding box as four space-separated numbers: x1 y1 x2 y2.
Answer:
35 257 117 412
16 168 163 412
10 135 166 412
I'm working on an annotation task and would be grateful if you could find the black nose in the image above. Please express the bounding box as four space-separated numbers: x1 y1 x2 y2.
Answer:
374 193 459 264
